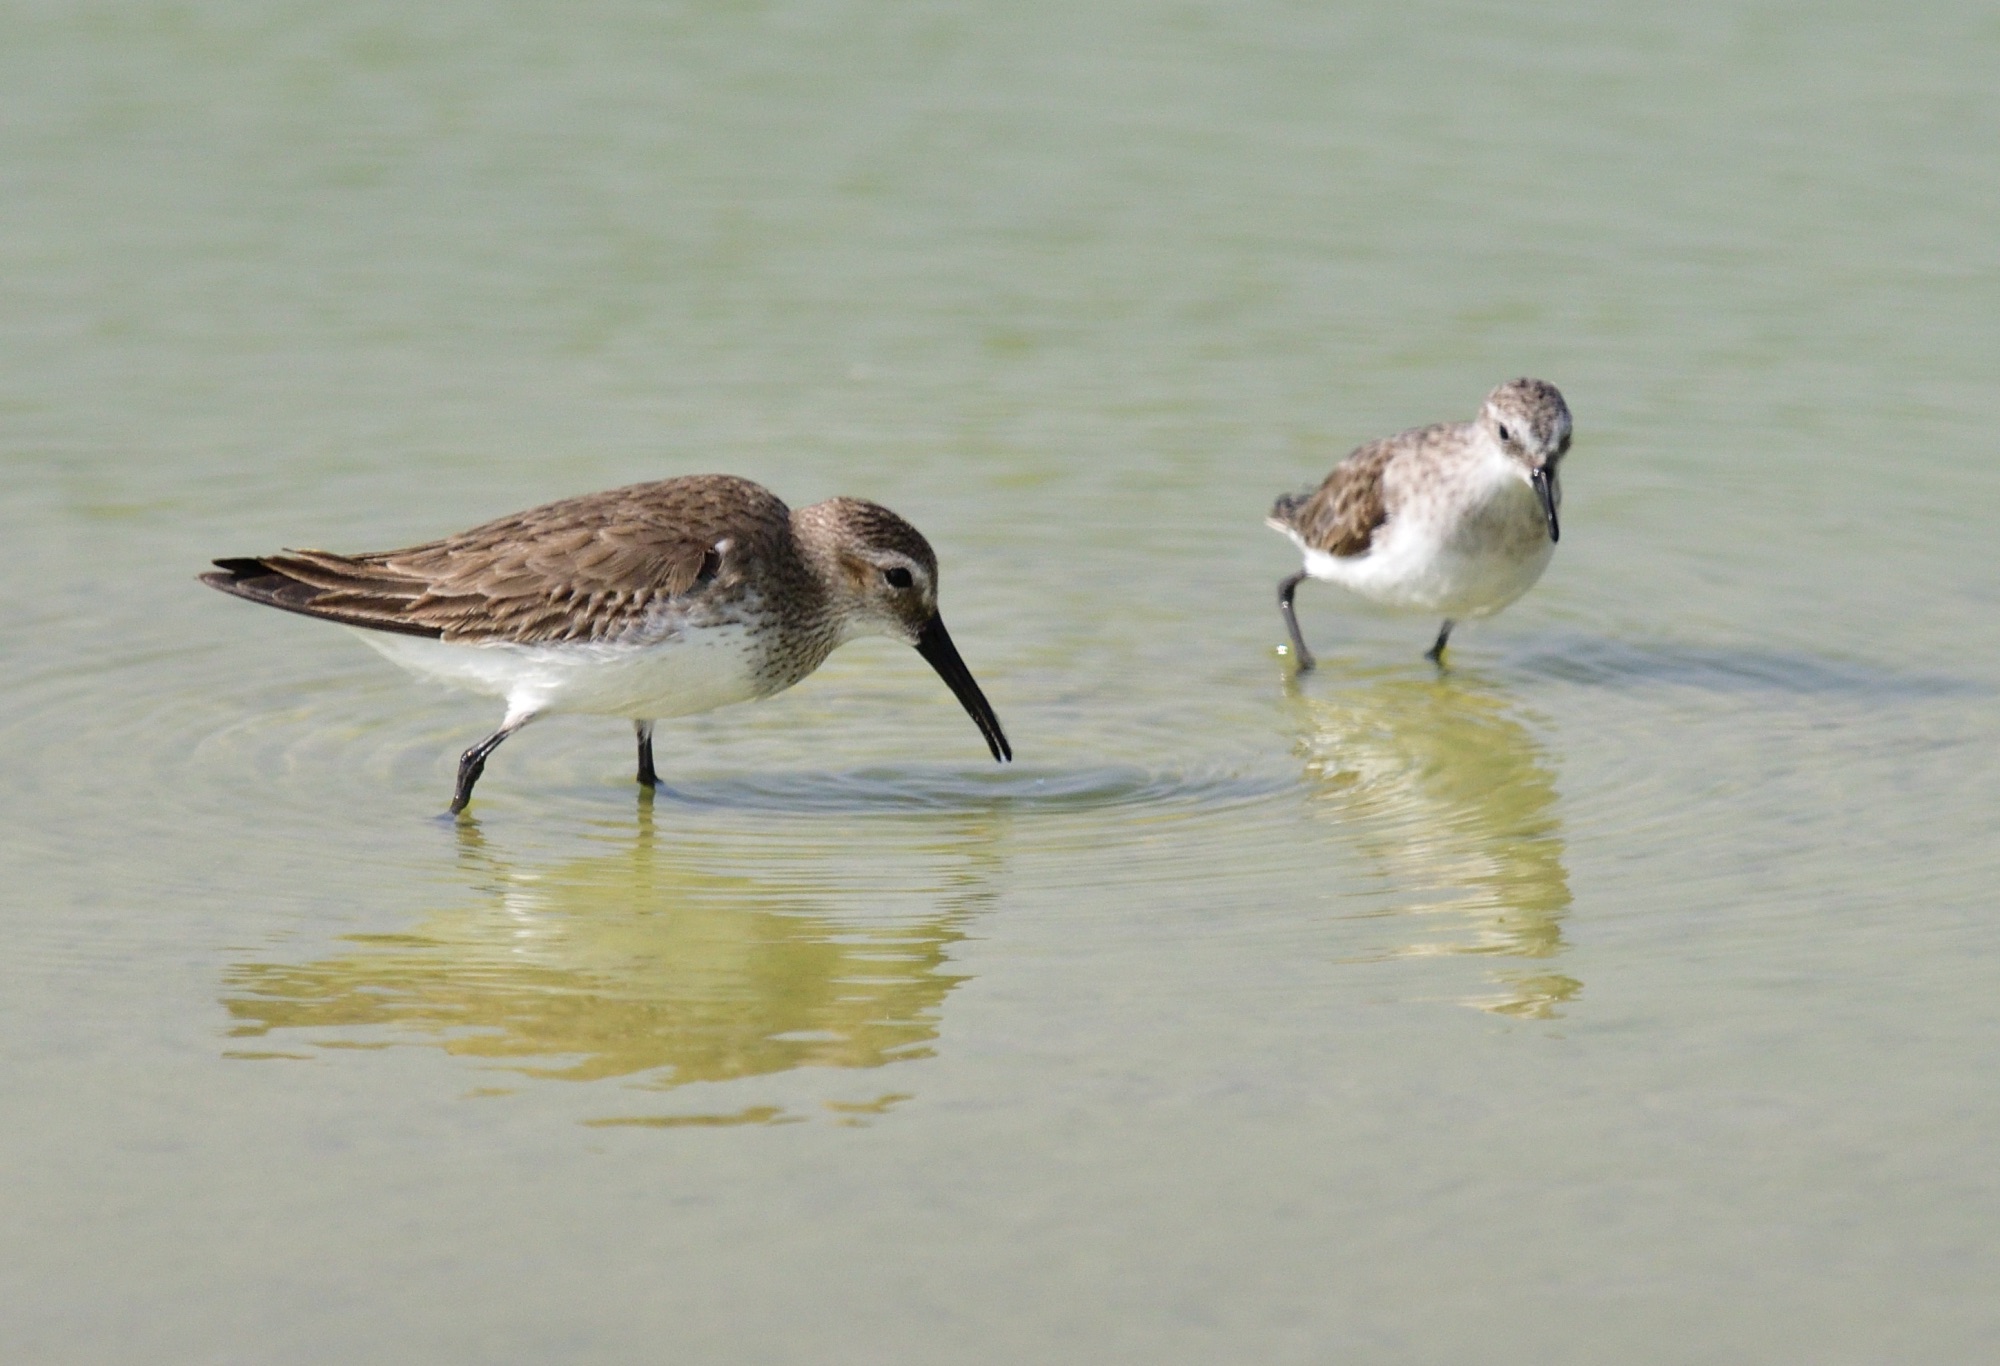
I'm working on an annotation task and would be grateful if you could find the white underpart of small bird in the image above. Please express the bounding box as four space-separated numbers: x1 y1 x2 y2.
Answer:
1266 378 1572 670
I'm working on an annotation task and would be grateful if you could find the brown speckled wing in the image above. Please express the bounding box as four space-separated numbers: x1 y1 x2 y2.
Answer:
1273 437 1400 557
202 475 791 644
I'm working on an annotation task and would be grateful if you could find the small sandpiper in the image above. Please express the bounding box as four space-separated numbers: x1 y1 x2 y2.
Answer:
1266 378 1573 670
202 474 1011 813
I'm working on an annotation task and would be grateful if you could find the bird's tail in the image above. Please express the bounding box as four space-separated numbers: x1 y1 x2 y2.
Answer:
199 554 443 638
1266 490 1308 533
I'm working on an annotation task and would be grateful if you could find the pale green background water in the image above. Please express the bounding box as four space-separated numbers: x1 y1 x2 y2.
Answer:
4 1 1999 1361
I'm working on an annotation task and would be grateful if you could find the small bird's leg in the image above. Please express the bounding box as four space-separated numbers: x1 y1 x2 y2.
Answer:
1425 619 1455 665
635 720 659 789
1278 571 1317 673
450 713 536 815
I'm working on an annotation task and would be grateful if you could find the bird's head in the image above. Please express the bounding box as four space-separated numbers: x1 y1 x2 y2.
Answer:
1480 378 1572 542
796 497 1011 762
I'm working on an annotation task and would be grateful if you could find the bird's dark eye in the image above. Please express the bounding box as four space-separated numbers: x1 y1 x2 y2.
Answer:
884 567 914 590
1496 423 1513 444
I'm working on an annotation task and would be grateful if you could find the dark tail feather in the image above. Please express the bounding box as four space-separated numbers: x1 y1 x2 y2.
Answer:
201 557 321 612
200 557 443 638
1268 490 1308 528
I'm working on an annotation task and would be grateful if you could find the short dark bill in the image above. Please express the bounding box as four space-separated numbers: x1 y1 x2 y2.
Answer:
914 614 1012 763
1530 466 1560 543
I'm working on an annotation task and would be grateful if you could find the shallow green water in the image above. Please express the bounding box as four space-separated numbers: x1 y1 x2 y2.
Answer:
5 1 1999 1360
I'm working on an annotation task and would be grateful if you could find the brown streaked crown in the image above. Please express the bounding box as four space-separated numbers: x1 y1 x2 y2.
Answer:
795 498 939 575
1480 378 1572 468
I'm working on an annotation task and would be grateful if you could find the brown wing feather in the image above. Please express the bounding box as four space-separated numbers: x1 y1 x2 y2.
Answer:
1269 422 1469 557
201 557 446 638
1270 437 1399 557
201 475 788 644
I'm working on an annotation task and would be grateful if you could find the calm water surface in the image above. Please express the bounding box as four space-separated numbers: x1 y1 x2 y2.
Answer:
4 1 1999 1360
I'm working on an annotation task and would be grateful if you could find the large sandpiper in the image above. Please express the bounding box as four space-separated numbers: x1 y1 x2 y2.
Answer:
1266 378 1573 669
203 474 1011 813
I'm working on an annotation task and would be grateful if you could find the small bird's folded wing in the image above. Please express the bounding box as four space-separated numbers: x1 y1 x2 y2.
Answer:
200 476 781 644
1267 436 1401 558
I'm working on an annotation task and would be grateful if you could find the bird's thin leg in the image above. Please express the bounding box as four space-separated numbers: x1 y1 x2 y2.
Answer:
1278 571 1317 673
1425 619 1455 665
635 720 659 789
449 713 535 815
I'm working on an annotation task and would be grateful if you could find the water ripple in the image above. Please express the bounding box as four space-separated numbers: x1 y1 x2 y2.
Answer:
0 629 1313 909
1512 635 1986 698
650 763 1294 817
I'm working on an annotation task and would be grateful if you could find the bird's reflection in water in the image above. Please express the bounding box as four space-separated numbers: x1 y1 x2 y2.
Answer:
1293 667 1579 1018
222 800 997 1125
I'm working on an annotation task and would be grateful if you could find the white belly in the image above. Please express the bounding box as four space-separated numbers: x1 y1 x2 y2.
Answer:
354 624 771 721
1297 471 1555 619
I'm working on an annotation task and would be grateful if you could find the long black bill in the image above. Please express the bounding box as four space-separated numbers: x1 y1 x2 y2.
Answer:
1530 466 1560 543
914 614 1012 763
